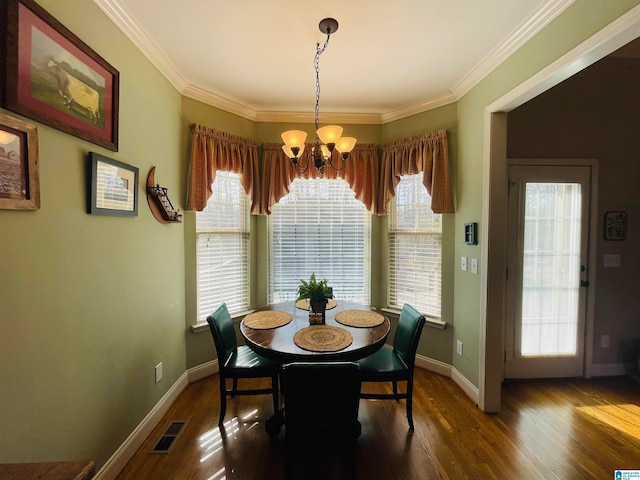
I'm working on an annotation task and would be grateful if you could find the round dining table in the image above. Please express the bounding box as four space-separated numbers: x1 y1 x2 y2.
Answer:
240 300 390 363
240 300 390 434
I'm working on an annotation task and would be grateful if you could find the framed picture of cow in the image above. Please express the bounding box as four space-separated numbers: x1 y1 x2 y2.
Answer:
0 0 119 151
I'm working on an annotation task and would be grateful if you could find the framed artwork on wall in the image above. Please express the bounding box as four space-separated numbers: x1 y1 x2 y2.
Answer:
0 113 40 210
603 211 628 241
1 0 119 151
88 152 138 217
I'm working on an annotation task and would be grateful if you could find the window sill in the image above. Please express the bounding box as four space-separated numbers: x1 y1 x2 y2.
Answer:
380 307 447 330
191 308 446 332
191 309 255 334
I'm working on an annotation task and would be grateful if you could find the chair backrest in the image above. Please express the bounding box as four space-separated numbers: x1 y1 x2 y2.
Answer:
281 362 361 436
392 303 426 368
206 303 238 363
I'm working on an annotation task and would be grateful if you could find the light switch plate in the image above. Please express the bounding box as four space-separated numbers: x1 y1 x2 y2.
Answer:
461 256 468 271
603 254 621 268
471 258 478 274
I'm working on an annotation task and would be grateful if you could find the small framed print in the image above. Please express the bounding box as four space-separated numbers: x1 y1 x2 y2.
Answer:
0 113 40 210
603 211 627 241
88 152 138 216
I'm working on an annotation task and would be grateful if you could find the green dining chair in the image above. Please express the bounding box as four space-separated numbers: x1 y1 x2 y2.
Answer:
280 362 362 479
207 303 280 427
357 303 426 430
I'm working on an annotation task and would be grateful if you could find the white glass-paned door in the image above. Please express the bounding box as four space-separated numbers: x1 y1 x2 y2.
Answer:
505 164 591 379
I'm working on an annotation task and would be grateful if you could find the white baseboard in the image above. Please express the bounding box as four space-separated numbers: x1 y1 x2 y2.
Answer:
590 362 628 377
187 359 219 383
450 366 480 405
414 353 479 405
93 371 189 480
415 353 452 377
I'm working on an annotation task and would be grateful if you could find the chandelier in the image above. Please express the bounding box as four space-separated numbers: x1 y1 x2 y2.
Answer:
281 18 357 174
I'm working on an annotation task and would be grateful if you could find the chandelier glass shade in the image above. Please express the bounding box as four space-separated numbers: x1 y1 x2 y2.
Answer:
281 18 357 174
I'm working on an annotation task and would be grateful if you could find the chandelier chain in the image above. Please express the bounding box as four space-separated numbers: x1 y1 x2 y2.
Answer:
314 33 331 134
281 19 354 175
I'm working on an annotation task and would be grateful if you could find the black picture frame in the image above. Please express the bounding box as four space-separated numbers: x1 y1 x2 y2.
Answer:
1 0 119 151
88 152 138 217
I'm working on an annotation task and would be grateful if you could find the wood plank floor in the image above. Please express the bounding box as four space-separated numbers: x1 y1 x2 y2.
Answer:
115 370 640 479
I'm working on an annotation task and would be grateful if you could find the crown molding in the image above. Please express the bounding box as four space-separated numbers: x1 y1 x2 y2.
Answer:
93 0 189 91
181 84 258 121
452 0 574 99
381 93 457 123
255 111 383 125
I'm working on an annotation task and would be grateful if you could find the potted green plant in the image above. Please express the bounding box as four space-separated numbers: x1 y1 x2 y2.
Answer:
297 273 333 321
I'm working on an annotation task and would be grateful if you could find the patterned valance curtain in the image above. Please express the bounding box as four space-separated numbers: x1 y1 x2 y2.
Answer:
379 129 454 215
185 124 260 213
260 142 379 215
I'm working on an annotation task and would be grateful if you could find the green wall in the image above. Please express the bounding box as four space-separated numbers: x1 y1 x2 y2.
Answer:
0 0 185 468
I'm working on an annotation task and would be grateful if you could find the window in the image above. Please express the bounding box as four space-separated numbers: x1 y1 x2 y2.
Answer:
389 172 442 318
268 178 371 304
196 171 249 321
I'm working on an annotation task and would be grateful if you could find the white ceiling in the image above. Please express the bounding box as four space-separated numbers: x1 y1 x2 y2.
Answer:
94 0 574 123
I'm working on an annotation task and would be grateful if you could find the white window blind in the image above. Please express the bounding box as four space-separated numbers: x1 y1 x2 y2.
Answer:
268 178 371 304
389 172 442 318
196 171 249 321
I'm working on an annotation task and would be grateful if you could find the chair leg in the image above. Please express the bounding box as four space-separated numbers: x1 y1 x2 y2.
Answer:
218 375 227 427
406 377 414 430
392 380 398 398
231 378 238 396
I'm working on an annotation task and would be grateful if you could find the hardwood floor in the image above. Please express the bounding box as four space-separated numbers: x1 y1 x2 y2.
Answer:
115 370 640 479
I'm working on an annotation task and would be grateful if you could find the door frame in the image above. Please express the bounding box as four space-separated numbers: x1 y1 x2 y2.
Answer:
504 159 598 379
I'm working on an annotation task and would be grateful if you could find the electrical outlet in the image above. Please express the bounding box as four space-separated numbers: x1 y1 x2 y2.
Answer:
456 340 463 356
601 335 610 349
155 362 163 383
461 256 468 271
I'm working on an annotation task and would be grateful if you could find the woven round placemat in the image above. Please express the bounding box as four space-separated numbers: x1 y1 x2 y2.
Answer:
335 310 385 328
293 325 353 352
243 310 292 330
295 298 338 311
